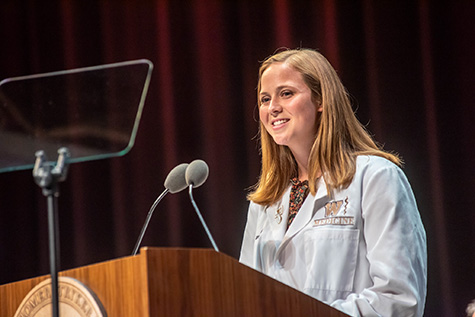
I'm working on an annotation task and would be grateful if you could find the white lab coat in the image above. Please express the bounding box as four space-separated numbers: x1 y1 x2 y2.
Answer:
239 156 427 317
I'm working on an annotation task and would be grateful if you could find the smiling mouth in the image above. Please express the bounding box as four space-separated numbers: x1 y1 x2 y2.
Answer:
272 119 289 126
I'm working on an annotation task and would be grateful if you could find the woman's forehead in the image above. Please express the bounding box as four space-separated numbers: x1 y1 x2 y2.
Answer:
260 63 306 92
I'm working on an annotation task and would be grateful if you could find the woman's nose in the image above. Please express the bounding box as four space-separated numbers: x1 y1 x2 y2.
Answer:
268 99 282 116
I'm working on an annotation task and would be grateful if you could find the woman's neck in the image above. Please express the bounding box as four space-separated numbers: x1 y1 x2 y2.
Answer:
290 143 321 182
292 149 310 182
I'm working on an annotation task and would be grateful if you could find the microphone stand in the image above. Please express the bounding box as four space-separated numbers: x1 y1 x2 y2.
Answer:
188 184 219 252
131 188 169 256
33 147 70 317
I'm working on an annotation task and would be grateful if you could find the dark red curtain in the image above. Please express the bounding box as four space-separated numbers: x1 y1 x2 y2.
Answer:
0 1 473 316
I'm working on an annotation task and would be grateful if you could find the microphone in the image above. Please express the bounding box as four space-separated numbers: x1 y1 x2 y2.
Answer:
164 163 190 193
185 159 219 252
185 159 209 188
131 163 189 255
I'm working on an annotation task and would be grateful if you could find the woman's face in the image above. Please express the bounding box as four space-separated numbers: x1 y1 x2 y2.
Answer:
259 62 321 154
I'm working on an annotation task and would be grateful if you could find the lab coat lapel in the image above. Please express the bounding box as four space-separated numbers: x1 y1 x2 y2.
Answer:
279 178 328 249
265 186 291 241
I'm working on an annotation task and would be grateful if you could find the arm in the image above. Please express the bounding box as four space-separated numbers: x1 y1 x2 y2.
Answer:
239 202 259 268
332 163 427 317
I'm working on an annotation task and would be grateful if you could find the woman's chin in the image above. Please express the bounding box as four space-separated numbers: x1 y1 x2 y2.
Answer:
272 138 289 147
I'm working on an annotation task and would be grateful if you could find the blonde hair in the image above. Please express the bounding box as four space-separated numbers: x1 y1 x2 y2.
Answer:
248 48 401 205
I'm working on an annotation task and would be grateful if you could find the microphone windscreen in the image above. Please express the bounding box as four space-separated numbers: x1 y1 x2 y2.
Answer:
164 163 189 193
185 159 209 188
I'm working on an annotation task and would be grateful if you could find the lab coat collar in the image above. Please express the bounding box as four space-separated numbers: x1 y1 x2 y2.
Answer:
278 177 328 254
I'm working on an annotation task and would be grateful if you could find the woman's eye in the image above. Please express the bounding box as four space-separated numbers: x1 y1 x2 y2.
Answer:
281 90 293 97
261 96 270 104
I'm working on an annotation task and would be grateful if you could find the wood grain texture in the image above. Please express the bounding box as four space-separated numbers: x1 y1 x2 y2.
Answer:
143 247 348 316
0 253 148 316
1 248 349 316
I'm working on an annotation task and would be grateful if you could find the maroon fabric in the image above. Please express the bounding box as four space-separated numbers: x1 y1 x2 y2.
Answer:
0 1 473 316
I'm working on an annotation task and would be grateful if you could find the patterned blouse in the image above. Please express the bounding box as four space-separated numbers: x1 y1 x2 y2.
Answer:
287 177 310 228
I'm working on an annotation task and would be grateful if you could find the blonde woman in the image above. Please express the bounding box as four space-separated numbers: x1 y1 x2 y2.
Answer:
240 48 427 316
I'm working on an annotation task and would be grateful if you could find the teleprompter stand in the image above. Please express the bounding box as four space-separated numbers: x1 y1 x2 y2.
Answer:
32 148 70 317
0 59 153 316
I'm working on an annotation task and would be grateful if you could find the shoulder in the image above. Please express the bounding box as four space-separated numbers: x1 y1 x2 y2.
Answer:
354 155 412 188
248 199 268 215
354 155 415 200
248 185 291 211
356 155 404 177
356 155 399 169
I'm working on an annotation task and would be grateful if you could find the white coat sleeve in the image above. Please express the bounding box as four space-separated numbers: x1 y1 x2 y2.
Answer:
331 163 427 317
239 202 259 268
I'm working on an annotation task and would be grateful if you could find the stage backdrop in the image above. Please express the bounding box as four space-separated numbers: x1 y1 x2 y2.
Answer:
0 1 473 316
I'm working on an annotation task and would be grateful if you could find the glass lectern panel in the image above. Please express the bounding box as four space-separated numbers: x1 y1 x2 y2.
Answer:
0 59 153 173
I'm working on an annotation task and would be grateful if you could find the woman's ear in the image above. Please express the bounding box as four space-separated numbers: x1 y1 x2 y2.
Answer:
316 103 323 112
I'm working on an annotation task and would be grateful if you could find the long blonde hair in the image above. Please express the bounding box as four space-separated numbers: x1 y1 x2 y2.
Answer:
248 48 401 205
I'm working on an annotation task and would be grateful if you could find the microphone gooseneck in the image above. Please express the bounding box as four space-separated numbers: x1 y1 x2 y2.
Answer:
186 160 219 252
131 163 189 256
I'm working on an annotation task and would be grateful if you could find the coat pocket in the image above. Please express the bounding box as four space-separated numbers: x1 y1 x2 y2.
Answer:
303 228 359 298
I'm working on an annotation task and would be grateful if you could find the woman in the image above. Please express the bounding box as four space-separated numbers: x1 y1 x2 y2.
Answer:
239 48 427 316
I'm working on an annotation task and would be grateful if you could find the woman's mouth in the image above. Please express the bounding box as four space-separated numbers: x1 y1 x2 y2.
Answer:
272 119 289 126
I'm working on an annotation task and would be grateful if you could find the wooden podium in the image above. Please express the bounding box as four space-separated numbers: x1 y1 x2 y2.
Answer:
0 247 348 316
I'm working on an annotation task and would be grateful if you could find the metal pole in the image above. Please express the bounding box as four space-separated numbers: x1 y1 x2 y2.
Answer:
47 192 60 317
33 148 70 317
